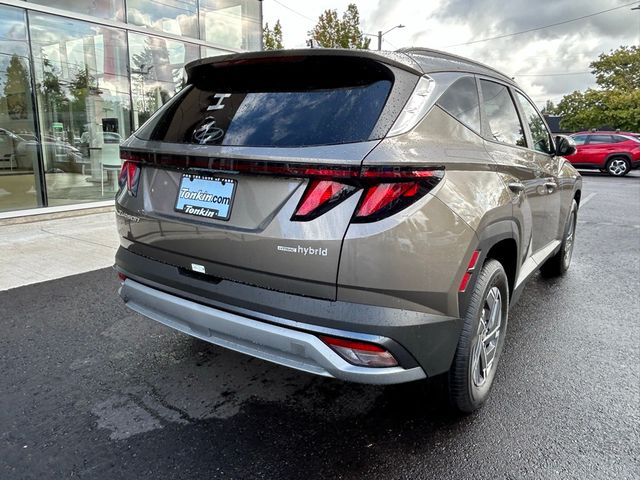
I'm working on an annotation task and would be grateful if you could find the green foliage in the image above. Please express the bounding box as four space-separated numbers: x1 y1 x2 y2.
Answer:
556 46 640 132
590 45 640 91
540 100 557 115
263 20 284 50
310 3 371 49
3 54 31 119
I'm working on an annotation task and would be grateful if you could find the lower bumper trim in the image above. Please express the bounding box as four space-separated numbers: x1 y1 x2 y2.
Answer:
120 279 426 385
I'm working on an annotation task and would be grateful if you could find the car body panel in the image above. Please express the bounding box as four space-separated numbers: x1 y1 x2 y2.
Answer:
114 48 582 384
567 132 640 169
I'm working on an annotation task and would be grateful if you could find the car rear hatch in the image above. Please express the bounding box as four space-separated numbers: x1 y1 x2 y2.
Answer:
117 50 422 300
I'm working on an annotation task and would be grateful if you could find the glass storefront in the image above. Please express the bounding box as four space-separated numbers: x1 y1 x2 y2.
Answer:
0 5 40 211
0 0 261 213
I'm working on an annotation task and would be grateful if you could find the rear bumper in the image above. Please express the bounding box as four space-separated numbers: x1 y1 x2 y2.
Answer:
115 246 462 382
120 279 425 384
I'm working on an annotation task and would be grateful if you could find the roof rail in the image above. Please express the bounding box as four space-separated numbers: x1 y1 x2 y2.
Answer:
397 47 514 83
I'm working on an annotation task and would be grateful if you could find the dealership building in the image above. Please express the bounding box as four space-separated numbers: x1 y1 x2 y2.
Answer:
0 0 262 215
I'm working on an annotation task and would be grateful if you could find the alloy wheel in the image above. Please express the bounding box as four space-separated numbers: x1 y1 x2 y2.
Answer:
471 286 502 388
563 209 577 268
608 158 628 176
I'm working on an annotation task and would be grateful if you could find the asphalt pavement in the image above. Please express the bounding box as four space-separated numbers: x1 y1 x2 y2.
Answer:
1 171 638 480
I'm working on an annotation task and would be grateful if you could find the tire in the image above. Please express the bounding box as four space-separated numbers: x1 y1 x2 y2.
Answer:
540 199 578 278
448 259 509 413
606 156 630 176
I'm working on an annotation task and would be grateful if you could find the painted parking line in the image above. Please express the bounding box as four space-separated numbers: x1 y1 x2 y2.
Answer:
580 193 597 208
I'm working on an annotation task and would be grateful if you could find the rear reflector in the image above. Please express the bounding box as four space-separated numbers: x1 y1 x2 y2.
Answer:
117 272 127 282
459 250 481 292
319 335 398 368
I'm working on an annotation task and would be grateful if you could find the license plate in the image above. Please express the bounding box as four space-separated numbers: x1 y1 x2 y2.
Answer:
175 174 236 220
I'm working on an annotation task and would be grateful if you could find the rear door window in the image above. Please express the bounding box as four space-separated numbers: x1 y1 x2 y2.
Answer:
480 80 526 147
588 135 613 144
436 76 481 132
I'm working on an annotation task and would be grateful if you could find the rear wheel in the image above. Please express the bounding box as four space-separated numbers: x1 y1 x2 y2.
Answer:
606 157 630 176
448 259 509 413
541 199 578 277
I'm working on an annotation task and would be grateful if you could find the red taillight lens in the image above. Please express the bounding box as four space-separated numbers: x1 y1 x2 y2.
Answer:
319 335 398 368
119 160 140 196
291 179 357 221
353 181 425 222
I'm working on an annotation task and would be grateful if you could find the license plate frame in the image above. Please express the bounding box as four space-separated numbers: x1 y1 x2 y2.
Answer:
174 174 237 221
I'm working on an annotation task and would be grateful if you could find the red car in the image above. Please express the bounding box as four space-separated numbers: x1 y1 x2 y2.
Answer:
567 131 640 176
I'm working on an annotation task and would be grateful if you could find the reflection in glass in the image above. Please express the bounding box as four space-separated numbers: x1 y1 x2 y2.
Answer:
127 0 198 39
27 0 125 22
29 13 131 205
480 80 525 147
129 32 199 129
516 92 553 154
0 5 39 212
200 0 261 51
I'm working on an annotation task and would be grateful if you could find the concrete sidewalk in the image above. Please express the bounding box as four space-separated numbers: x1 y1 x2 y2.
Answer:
0 209 119 291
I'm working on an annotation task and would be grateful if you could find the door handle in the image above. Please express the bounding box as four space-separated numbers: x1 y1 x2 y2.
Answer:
508 182 525 194
544 181 557 192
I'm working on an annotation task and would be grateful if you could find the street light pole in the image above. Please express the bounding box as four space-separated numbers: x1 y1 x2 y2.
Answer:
376 24 405 50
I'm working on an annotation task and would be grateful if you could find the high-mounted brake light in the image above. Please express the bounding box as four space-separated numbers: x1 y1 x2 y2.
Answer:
319 335 398 368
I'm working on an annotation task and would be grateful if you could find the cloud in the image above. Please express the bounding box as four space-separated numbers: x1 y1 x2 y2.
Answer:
264 0 640 105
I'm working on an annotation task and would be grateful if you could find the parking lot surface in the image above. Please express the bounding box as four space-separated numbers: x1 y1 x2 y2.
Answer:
1 171 638 480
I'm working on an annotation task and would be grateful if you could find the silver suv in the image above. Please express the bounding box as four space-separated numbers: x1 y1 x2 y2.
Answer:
115 49 581 413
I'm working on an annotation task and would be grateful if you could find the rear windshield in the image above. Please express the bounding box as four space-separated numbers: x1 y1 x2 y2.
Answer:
135 56 394 147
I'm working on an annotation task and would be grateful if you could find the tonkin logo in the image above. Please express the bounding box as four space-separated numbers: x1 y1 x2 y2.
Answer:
277 245 328 257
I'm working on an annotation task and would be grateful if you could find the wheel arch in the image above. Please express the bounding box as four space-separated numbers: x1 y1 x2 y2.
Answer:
605 152 632 164
458 219 519 318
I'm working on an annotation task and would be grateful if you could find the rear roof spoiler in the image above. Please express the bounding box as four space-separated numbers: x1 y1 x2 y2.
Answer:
185 48 424 83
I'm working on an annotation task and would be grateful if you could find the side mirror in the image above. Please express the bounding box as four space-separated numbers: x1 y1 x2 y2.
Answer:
555 135 576 156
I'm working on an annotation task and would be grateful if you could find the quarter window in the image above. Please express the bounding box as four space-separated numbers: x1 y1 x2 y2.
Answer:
515 92 553 154
436 77 481 132
480 80 525 147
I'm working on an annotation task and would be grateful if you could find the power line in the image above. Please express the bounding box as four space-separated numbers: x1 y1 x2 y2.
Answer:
271 0 316 23
445 2 638 48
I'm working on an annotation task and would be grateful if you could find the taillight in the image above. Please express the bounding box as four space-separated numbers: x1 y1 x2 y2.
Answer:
352 181 424 222
291 180 357 221
292 167 443 223
118 160 140 196
319 335 398 367
119 148 443 222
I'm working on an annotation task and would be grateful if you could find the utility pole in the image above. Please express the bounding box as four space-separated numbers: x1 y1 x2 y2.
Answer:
376 24 405 50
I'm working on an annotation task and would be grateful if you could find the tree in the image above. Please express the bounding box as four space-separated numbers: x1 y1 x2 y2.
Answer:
556 46 640 132
263 20 283 50
590 45 640 91
310 3 371 49
540 100 557 115
4 54 31 119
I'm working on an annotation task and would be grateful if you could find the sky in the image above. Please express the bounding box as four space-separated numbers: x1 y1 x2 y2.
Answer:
262 0 640 107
